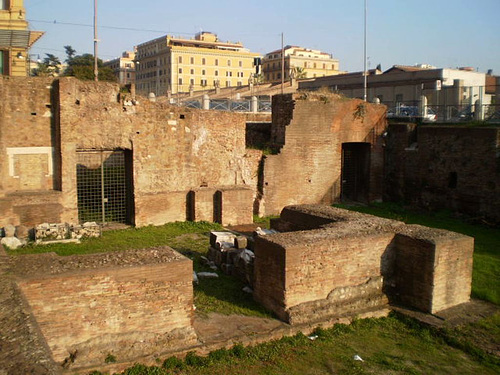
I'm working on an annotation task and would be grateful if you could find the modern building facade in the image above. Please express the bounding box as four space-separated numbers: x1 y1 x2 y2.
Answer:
135 31 260 96
0 0 43 76
299 64 497 121
104 51 136 86
262 45 341 83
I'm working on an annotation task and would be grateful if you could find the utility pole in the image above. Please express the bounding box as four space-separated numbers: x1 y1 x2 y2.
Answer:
363 0 367 101
281 32 284 95
94 0 99 81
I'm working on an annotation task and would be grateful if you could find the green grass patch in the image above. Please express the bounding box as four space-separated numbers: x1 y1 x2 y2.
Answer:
92 313 500 375
334 202 500 305
252 214 279 229
8 221 223 256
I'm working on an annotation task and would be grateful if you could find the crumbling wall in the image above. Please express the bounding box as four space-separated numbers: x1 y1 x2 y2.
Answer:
385 124 500 223
0 77 258 228
253 205 474 323
14 247 196 369
260 93 387 216
0 77 64 227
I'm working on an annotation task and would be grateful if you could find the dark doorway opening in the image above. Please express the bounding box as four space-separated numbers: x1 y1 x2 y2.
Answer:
76 149 134 225
341 142 371 202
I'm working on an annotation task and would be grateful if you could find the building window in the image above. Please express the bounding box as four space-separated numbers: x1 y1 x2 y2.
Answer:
313 63 317 68
215 59 219 66
239 61 242 67
179 78 183 85
237 81 242 87
304 62 307 68
202 58 206 65
178 56 182 63
178 68 182 74
226 81 231 87
202 69 206 75
201 79 207 87
1 1 8 10
215 70 219 76
190 57 194 64
190 69 194 74
190 78 194 85
227 60 231 66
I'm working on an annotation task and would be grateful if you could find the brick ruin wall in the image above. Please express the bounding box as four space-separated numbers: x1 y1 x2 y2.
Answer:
385 123 500 224
260 93 387 216
0 77 259 228
253 205 474 323
1 77 496 229
13 247 196 370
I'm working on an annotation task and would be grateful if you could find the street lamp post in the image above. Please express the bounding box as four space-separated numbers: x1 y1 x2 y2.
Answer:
363 0 367 101
94 0 99 81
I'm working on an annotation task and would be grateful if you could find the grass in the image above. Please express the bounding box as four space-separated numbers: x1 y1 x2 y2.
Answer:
334 202 500 305
90 312 500 375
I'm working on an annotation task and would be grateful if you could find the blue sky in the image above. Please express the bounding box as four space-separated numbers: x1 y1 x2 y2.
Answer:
26 0 500 74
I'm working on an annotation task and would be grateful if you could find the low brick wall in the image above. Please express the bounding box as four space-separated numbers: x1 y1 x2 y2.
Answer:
13 247 196 370
254 205 474 323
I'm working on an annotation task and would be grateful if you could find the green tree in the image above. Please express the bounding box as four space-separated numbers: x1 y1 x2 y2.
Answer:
63 45 76 62
33 53 61 77
63 49 116 82
291 66 307 79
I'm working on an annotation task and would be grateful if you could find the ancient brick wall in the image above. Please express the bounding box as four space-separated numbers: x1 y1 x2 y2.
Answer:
14 247 196 369
261 93 387 216
0 77 64 227
0 77 259 228
385 124 500 223
254 205 474 323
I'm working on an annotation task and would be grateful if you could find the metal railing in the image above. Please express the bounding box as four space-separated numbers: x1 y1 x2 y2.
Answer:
384 102 500 124
177 96 272 113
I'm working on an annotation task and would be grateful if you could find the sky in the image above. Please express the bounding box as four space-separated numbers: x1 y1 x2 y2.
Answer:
25 0 500 74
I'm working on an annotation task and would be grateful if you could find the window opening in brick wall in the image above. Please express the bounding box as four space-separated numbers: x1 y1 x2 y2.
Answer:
76 149 134 225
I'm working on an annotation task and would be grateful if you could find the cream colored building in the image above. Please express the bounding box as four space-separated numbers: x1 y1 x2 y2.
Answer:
135 31 260 96
0 0 43 76
104 51 136 86
262 45 341 83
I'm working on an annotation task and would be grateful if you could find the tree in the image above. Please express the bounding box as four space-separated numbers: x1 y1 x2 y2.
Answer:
64 45 76 62
63 50 116 82
33 53 61 77
291 66 307 80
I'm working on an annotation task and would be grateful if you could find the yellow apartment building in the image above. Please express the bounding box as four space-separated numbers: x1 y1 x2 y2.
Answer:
0 0 43 76
135 31 260 96
263 45 341 83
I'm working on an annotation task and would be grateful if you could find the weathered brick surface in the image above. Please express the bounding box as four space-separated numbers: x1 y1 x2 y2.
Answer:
14 247 196 368
261 94 387 216
254 205 474 323
217 186 254 226
385 124 500 223
0 77 256 228
0 77 55 193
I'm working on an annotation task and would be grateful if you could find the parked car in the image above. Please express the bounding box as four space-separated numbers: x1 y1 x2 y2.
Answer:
451 106 474 122
387 106 437 122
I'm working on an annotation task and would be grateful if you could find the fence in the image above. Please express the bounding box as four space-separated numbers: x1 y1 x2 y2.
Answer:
384 102 499 123
179 96 272 113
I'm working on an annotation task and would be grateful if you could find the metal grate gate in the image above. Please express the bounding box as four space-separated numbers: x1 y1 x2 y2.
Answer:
76 150 129 224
